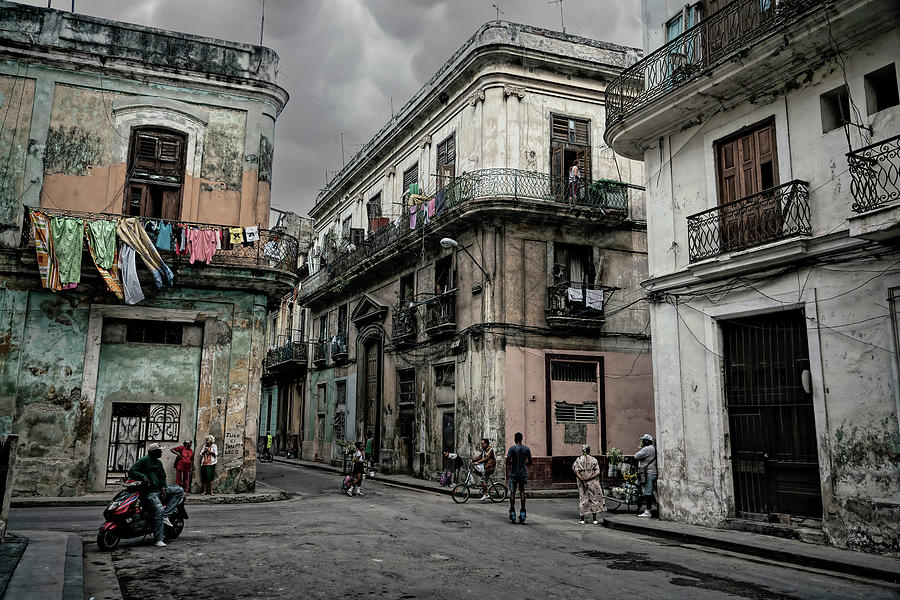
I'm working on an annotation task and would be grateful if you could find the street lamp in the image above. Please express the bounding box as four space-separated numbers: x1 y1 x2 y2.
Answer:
440 237 489 280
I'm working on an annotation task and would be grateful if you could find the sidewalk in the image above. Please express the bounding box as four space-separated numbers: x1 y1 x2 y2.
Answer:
1 531 82 600
602 514 900 584
274 456 579 498
9 480 291 508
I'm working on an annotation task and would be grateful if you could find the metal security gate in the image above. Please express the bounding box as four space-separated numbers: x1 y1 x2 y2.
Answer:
722 310 821 518
107 403 181 484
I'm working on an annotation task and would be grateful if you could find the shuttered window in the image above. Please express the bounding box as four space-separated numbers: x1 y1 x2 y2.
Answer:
366 193 382 219
715 118 778 205
436 134 456 191
555 402 598 423
126 128 186 220
551 115 590 145
403 164 419 194
550 360 597 382
398 369 416 407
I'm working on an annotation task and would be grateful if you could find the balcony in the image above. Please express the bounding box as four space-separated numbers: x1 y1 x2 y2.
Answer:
391 306 417 346
546 283 616 329
687 180 811 263
846 134 900 242
331 332 348 363
424 291 457 336
263 341 307 375
21 206 300 276
312 341 328 367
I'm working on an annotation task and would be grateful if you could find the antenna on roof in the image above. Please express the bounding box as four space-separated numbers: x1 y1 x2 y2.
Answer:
548 0 565 34
259 0 266 45
492 3 504 21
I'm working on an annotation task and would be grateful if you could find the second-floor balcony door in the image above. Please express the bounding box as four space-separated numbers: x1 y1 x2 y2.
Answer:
125 128 185 220
550 115 591 201
716 119 779 252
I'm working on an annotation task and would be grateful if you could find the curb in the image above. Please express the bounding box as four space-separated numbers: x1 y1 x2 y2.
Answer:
10 489 292 509
601 517 900 584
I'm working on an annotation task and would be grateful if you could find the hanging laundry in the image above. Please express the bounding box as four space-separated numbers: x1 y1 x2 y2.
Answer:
155 221 173 252
186 228 217 264
427 198 436 218
118 243 145 305
28 210 61 291
215 229 222 250
85 221 123 300
263 238 284 260
409 205 417 230
244 226 260 242
220 228 233 250
179 224 188 255
116 218 174 288
50 216 84 287
567 287 584 303
86 220 117 269
585 289 604 310
229 227 244 245
143 220 160 245
435 189 447 215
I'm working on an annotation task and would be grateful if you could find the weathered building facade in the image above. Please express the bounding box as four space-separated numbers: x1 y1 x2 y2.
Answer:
605 0 900 552
0 3 293 495
297 22 653 487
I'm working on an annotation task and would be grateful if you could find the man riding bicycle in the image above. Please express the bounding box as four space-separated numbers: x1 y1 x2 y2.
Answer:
470 438 496 503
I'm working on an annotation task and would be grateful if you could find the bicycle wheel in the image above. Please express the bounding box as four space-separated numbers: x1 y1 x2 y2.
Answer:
488 482 507 503
451 484 470 503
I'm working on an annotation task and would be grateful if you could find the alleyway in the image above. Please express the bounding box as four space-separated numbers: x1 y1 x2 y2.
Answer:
6 462 899 599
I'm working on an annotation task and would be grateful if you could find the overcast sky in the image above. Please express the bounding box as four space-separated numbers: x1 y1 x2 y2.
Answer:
19 0 642 217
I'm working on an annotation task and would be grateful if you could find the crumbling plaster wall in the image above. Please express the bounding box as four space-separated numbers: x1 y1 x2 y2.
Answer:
0 74 35 246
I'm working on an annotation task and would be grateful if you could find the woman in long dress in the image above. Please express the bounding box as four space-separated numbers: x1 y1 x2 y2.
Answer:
573 444 607 524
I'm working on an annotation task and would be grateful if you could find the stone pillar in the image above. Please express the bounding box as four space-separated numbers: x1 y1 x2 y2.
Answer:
0 434 19 541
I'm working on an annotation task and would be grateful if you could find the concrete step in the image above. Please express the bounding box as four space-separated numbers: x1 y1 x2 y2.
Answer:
3 531 83 600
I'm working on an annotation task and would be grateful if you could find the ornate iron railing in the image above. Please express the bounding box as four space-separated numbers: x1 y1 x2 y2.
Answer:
20 205 300 275
847 134 900 213
331 332 348 361
312 341 328 365
605 0 822 125
263 341 308 372
546 282 615 324
391 306 417 343
424 291 457 335
687 180 811 262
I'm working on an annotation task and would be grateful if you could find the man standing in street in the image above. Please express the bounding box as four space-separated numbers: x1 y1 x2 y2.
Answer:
506 432 531 524
128 443 185 547
634 433 657 518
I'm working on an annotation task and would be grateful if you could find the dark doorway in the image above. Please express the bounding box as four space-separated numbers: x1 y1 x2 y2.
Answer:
363 340 382 462
441 412 455 454
722 310 822 519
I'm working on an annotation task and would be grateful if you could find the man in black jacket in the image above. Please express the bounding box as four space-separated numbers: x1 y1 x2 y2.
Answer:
128 443 185 547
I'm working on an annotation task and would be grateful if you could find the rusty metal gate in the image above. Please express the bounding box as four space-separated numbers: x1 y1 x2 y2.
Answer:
722 310 822 518
107 402 180 484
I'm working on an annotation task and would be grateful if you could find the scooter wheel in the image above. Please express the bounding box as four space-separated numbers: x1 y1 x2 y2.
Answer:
164 517 185 540
97 525 121 551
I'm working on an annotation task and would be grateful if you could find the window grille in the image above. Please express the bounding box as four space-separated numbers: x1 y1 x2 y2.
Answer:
555 402 598 423
550 361 597 382
126 320 183 345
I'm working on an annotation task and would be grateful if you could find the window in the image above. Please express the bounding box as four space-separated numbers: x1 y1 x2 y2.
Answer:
318 314 327 342
341 216 352 244
367 193 382 220
550 114 591 197
399 272 415 304
434 363 455 387
398 369 416 407
334 381 346 441
550 361 597 382
125 128 186 219
435 255 455 295
403 164 419 195
715 118 778 205
125 320 183 345
436 134 456 191
820 85 851 133
865 64 899 115
555 402 598 423
337 304 348 335
553 243 594 287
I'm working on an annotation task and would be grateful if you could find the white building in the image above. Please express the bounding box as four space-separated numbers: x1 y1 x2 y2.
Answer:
605 0 900 553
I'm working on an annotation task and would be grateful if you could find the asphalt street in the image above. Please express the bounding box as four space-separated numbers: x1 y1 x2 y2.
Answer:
7 463 900 600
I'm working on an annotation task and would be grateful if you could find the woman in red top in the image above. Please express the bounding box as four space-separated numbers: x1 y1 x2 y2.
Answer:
170 441 194 493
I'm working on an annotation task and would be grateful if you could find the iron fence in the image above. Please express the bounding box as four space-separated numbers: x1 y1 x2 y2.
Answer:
20 205 300 275
847 133 900 213
331 332 348 360
391 306 417 344
605 0 822 125
546 282 614 322
263 341 307 372
312 341 328 365
424 291 457 335
686 180 811 262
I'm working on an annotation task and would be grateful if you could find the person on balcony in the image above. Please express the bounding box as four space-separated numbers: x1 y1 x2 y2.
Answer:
568 159 581 202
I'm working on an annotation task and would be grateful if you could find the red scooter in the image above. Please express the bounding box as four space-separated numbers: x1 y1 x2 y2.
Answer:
96 479 188 550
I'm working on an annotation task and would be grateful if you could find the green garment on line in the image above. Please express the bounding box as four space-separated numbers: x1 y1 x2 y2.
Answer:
86 220 117 270
49 216 83 285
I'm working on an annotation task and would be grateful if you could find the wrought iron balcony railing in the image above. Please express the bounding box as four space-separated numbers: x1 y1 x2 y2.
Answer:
847 134 900 213
546 282 616 328
424 291 457 336
687 180 811 262
263 341 308 373
20 206 300 275
391 306 417 345
312 341 328 365
605 0 822 125
331 332 348 362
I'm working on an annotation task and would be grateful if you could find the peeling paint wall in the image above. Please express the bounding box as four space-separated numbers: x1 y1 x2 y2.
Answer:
0 75 35 242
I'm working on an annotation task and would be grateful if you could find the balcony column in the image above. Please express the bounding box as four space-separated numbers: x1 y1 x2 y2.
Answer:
503 85 524 170
482 87 503 168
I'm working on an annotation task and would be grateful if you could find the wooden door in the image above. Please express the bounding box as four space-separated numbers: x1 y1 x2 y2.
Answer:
363 341 381 461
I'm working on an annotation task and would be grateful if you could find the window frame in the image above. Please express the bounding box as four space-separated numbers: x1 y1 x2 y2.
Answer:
714 116 779 206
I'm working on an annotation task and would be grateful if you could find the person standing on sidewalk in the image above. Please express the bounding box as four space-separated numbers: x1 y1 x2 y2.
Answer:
573 444 606 524
348 441 366 496
169 440 194 494
634 434 657 518
128 443 184 548
200 435 218 495
471 438 496 503
506 432 531 524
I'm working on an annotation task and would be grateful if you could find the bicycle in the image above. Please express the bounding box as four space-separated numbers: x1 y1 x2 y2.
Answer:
601 468 642 513
256 439 274 463
451 462 507 503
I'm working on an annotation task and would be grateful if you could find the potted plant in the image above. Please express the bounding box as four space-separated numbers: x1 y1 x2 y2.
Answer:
607 447 624 477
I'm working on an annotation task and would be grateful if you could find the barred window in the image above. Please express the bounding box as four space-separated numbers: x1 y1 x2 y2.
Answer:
434 364 455 388
550 361 596 382
126 320 183 345
398 368 416 407
555 402 598 423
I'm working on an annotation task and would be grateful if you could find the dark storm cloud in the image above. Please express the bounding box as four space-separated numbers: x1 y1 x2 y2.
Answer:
20 0 641 217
